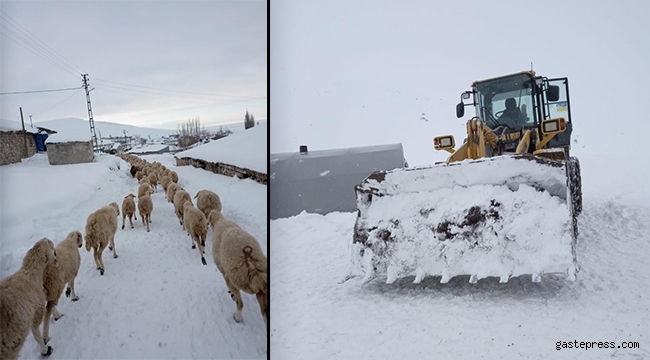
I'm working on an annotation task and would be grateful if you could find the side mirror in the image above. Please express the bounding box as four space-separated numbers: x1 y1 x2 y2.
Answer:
456 102 465 118
547 85 560 102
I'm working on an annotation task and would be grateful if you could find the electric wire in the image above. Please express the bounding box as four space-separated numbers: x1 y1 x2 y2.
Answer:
0 10 84 74
0 86 82 96
93 78 266 100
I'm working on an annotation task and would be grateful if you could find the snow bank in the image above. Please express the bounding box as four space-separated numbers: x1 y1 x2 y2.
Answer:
0 118 35 133
175 122 267 174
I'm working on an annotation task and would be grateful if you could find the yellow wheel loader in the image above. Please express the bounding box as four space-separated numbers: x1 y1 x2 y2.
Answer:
351 71 582 285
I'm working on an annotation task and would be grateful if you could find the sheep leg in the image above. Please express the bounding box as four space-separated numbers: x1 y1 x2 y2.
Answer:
66 278 79 301
256 292 268 331
225 279 244 322
145 214 150 232
32 308 53 356
95 243 106 275
134 211 137 221
110 235 118 259
197 235 206 265
32 326 53 356
121 214 126 230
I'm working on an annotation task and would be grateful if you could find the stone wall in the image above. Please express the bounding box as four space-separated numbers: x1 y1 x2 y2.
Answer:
0 131 37 166
175 157 267 185
46 141 94 165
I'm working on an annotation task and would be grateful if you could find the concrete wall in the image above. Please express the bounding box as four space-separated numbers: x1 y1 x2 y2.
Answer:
46 141 94 165
0 131 37 166
175 157 267 185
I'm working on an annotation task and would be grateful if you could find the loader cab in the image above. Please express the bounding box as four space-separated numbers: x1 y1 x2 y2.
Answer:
456 71 573 150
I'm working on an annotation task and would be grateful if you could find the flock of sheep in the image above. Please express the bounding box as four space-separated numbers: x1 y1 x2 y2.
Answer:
0 154 268 359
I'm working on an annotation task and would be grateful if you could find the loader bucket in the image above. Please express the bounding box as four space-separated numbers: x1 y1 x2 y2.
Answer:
351 154 578 285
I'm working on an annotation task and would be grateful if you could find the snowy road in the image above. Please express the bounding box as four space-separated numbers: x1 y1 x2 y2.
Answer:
270 153 650 359
0 153 267 359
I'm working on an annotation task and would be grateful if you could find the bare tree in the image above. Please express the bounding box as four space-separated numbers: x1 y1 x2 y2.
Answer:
176 117 205 148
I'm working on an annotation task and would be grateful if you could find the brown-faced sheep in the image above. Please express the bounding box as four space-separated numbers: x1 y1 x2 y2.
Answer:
129 165 140 178
169 171 179 183
166 183 181 204
0 238 56 358
194 190 223 219
138 194 153 232
173 189 192 226
182 202 208 265
121 194 137 230
147 173 158 193
208 210 267 330
84 202 120 276
138 183 153 198
41 231 83 344
135 171 145 181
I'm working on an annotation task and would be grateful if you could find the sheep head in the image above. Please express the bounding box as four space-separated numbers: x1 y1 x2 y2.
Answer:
25 238 56 268
207 209 222 228
109 202 120 217
68 230 84 248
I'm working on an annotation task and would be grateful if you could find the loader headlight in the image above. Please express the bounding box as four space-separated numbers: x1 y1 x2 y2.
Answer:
542 119 559 133
434 135 455 150
542 118 567 134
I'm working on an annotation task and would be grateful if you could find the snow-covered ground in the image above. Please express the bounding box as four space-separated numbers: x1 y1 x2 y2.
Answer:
0 152 267 359
128 144 170 154
175 122 267 174
270 148 650 359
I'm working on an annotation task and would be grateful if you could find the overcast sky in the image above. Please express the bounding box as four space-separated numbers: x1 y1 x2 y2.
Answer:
0 0 267 129
271 0 650 166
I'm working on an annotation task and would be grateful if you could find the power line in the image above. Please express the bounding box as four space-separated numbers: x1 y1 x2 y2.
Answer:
30 90 83 116
0 86 82 96
93 83 258 106
0 10 84 74
0 29 81 79
92 78 267 100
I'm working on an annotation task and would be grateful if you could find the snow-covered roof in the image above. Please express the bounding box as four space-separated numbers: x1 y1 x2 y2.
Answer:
0 119 36 133
128 144 169 154
175 121 267 174
45 120 92 143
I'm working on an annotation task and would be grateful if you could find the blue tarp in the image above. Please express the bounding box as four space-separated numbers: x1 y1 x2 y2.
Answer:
34 133 48 151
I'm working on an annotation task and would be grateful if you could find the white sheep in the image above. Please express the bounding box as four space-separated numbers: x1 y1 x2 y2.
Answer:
138 183 153 198
182 202 209 265
194 190 223 219
147 172 158 193
41 231 83 344
160 175 172 197
166 183 181 204
121 194 137 230
138 194 153 232
84 202 120 275
169 171 179 184
173 189 192 226
208 210 268 330
0 238 56 358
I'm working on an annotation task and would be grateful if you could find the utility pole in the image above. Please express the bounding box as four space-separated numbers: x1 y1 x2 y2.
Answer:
82 74 98 150
20 107 27 157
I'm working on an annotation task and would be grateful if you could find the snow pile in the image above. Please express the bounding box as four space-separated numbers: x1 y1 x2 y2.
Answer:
352 155 575 283
175 121 267 173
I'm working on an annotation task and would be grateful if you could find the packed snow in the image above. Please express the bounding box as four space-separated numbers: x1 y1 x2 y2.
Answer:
0 119 35 133
175 122 267 174
270 147 650 359
0 153 267 359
